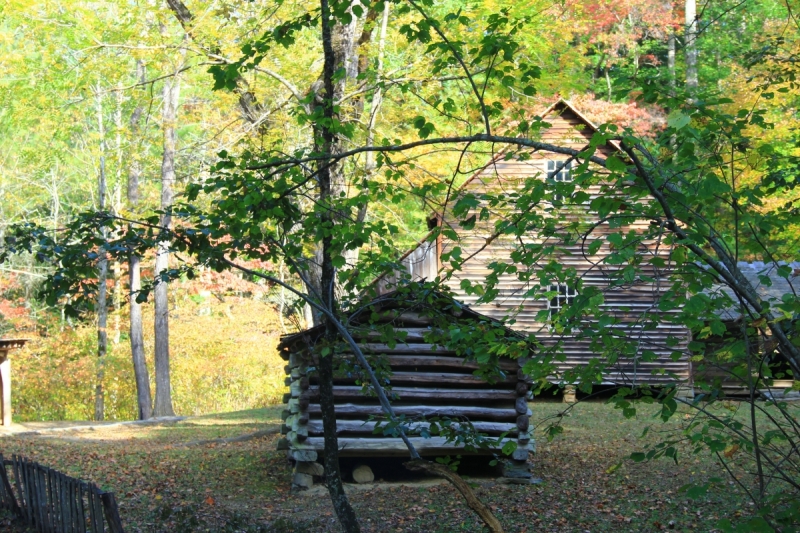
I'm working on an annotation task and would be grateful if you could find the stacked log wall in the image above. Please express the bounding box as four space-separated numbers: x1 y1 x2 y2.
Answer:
279 315 533 464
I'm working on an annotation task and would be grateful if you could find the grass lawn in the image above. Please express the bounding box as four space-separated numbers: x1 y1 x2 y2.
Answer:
0 402 760 532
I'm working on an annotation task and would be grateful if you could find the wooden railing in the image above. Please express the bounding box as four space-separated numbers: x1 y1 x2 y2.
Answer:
0 454 124 533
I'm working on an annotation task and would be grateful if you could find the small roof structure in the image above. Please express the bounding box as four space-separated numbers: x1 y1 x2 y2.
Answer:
705 262 800 322
278 286 526 351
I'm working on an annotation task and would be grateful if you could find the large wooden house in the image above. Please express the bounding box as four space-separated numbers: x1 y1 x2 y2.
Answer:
380 99 692 390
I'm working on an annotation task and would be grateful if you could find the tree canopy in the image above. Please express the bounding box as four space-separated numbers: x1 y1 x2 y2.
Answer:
2 0 800 531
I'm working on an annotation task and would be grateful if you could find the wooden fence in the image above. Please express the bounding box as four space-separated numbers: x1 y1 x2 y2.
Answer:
0 454 124 533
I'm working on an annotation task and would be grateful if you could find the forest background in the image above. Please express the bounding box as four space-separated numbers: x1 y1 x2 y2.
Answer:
0 0 798 422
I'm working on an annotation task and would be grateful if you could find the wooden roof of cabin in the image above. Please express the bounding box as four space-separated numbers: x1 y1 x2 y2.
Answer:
278 287 527 353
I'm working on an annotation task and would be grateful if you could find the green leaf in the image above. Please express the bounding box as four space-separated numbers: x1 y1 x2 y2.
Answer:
716 518 733 533
501 440 517 455
587 239 602 255
685 484 708 499
605 155 626 173
667 111 691 130
739 517 775 533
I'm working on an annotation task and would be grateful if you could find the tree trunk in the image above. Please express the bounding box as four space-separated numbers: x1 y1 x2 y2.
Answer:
129 253 151 420
668 32 676 96
153 74 180 418
685 0 698 94
111 91 124 345
95 90 108 422
317 0 361 530
127 60 152 420
357 2 390 224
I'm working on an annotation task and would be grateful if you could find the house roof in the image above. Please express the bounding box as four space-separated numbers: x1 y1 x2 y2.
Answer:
705 262 800 322
278 285 527 352
454 98 617 194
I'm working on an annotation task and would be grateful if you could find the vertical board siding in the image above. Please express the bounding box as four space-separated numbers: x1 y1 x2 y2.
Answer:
384 103 691 387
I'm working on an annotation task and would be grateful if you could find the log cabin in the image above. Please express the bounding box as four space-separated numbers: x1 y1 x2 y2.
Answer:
278 288 536 488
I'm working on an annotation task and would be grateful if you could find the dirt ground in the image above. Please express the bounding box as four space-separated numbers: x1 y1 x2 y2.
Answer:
0 404 757 532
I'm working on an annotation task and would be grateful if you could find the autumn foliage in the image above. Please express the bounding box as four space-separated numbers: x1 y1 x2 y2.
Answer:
1 270 288 421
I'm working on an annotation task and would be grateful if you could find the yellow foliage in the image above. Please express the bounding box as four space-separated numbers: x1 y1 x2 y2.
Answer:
10 290 287 422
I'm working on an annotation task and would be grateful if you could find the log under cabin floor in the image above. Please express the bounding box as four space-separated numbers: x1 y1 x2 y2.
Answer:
0 404 761 533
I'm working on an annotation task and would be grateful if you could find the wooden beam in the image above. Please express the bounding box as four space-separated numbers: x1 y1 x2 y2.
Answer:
329 371 515 386
308 403 518 421
381 355 517 372
357 343 457 355
301 436 516 457
0 352 10 427
306 419 517 436
303 386 517 402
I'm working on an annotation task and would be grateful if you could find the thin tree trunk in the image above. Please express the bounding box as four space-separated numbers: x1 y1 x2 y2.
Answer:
128 60 152 420
356 1 390 224
153 74 180 418
668 31 677 153
668 32 676 96
317 0 361 530
685 0 698 94
129 253 151 419
50 166 60 241
111 92 123 345
95 90 109 422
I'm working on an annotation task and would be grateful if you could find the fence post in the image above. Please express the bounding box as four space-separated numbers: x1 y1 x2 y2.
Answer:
100 492 125 533
12 456 30 524
0 456 20 515
78 482 87 533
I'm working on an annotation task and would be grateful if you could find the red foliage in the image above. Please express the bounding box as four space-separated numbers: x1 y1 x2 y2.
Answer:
565 93 666 138
504 94 666 138
0 274 38 335
565 0 680 65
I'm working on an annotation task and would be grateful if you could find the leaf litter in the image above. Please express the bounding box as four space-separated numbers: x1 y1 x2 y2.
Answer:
0 404 754 532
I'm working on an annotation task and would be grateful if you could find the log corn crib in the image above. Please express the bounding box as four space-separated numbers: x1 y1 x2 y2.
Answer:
0 454 124 533
278 312 536 487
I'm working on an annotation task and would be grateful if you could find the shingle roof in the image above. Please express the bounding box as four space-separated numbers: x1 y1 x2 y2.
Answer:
706 261 800 321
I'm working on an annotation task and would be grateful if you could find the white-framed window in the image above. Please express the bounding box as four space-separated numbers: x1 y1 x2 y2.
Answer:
547 160 572 182
547 160 572 202
548 282 578 321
